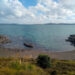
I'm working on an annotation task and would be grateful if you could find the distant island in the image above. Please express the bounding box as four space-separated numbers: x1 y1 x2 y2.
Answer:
44 23 75 25
0 23 75 25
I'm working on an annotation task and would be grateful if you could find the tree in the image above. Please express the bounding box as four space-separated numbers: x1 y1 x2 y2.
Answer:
36 54 51 68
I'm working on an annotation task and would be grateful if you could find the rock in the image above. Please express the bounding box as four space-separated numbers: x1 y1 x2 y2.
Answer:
24 42 33 48
66 34 75 46
66 35 75 42
0 35 11 44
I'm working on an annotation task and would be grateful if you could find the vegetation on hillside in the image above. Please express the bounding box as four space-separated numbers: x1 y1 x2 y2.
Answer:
36 54 51 68
0 55 75 75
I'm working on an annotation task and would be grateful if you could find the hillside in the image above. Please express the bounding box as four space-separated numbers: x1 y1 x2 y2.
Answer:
0 57 75 75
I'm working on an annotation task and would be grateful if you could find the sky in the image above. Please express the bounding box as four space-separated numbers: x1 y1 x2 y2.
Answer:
0 0 75 24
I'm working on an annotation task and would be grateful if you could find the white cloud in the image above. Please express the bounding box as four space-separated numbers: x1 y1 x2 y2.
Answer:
0 0 75 24
59 0 75 10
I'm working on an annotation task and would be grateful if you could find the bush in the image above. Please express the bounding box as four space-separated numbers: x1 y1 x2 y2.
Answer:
36 54 51 68
51 70 57 75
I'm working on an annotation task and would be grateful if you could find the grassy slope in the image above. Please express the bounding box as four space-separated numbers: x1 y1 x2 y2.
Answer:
0 58 75 75
0 58 48 75
48 59 75 75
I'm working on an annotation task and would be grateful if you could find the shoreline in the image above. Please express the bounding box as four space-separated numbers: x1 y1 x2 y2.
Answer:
0 47 75 60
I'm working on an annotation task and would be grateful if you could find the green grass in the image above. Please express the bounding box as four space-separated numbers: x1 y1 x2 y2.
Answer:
47 59 75 75
0 57 48 75
0 57 75 75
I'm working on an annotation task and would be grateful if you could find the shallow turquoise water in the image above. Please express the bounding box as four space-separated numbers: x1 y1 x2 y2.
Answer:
0 24 75 51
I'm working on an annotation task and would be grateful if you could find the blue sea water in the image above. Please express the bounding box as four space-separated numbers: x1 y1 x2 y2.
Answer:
0 24 75 52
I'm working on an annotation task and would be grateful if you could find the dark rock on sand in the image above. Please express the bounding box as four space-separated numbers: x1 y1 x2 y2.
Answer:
24 42 33 48
0 35 11 44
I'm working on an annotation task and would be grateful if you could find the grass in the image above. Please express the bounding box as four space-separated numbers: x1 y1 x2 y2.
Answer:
47 59 75 75
0 57 48 75
0 57 75 75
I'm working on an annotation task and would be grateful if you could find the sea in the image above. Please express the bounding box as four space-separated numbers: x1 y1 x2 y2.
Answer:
0 24 75 52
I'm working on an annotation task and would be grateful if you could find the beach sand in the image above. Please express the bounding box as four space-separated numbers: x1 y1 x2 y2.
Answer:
0 47 75 60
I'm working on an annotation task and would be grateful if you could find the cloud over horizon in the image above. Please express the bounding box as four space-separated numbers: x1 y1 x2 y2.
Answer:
0 0 75 24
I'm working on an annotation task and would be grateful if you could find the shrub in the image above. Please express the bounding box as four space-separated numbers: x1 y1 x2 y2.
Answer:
36 54 51 68
51 70 57 75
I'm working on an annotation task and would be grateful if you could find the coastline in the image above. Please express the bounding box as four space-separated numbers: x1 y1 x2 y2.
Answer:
0 34 75 60
0 47 75 60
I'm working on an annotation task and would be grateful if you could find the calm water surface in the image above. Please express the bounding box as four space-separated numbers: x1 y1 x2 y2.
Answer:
0 24 75 52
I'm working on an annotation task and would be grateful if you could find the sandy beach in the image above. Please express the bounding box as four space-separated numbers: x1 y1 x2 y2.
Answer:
0 47 75 60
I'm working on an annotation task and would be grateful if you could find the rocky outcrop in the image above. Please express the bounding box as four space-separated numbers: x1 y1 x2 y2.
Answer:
66 35 75 42
66 35 75 46
0 35 11 44
24 42 33 48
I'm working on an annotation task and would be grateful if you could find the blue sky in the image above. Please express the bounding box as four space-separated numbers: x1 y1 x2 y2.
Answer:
19 0 58 7
0 0 75 24
19 0 37 7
